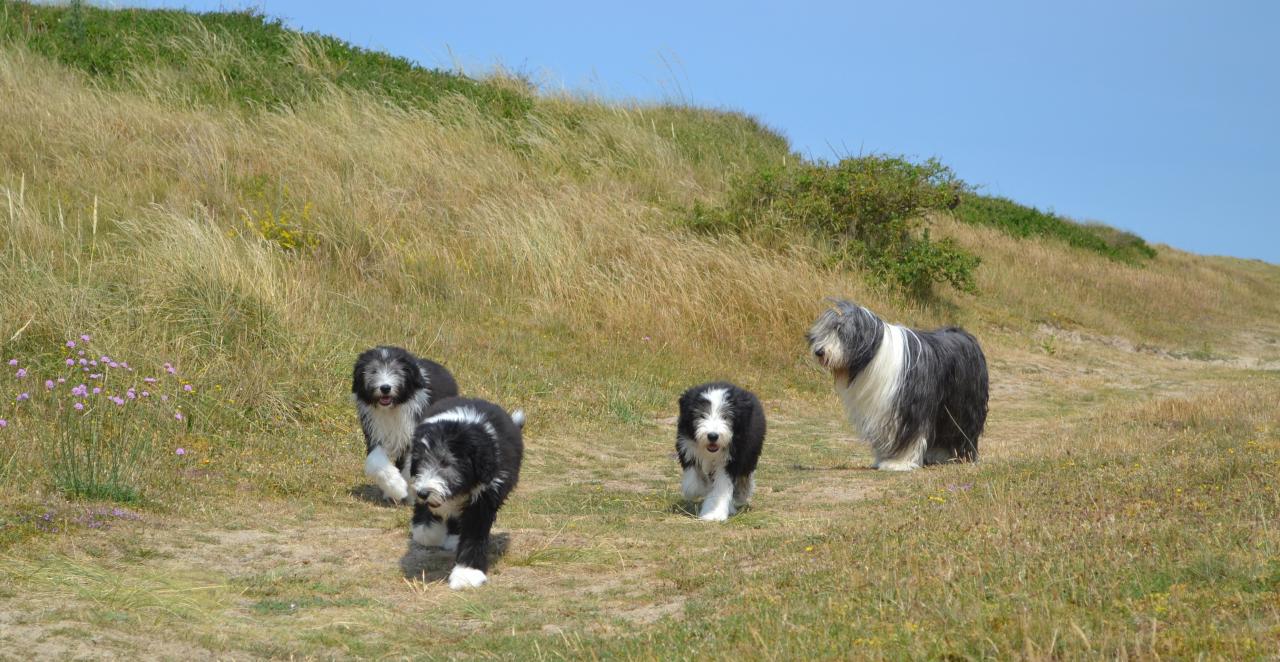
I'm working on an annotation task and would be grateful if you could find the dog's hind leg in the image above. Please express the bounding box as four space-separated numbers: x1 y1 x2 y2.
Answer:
443 517 460 551
732 473 755 508
698 469 736 521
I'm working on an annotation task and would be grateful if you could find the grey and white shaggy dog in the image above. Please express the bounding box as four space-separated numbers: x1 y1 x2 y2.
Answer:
807 299 988 471
408 397 524 589
675 382 766 521
352 346 459 502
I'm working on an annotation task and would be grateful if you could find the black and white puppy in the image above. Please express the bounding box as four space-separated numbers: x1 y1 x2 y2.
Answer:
352 346 459 502
675 382 766 521
807 299 988 471
408 397 524 589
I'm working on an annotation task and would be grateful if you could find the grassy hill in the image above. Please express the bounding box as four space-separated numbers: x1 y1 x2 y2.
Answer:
2 2 1279 659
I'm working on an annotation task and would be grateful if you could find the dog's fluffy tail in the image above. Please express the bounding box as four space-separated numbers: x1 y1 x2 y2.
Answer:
511 409 526 429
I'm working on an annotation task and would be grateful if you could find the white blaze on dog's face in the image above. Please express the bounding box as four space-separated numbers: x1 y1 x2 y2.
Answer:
694 388 733 454
367 354 406 407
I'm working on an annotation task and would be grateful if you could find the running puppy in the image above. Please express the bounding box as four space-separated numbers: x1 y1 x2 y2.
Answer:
409 397 524 589
352 346 459 502
675 382 766 521
807 299 988 471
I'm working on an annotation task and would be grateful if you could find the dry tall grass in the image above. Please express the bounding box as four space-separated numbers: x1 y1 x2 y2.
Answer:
3 39 1278 493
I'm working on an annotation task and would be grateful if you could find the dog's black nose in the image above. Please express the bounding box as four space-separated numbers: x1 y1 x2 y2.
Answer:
814 348 825 358
707 433 719 442
379 384 392 395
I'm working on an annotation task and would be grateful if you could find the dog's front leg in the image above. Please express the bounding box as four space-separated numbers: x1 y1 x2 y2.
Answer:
449 500 498 589
698 469 736 522
680 465 710 500
410 504 447 547
365 446 409 501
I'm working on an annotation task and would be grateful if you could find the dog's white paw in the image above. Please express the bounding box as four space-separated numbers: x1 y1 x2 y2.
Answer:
875 460 919 472
442 534 459 551
411 522 446 547
380 475 409 501
448 565 487 590
698 503 733 522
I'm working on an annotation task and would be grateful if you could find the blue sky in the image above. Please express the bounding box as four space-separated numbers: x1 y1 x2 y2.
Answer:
132 1 1279 263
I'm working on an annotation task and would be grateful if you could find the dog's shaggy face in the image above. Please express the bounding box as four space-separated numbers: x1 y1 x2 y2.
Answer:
680 387 734 455
408 408 490 509
352 346 426 409
806 300 885 381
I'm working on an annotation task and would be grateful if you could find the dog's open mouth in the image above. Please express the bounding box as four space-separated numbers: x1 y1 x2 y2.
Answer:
705 443 720 453
378 396 394 407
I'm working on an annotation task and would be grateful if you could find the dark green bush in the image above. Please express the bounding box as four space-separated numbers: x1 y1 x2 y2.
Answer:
955 195 1156 262
689 155 978 298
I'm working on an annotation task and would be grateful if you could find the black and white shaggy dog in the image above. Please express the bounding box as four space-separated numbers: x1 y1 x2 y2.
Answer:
408 397 524 589
807 299 988 471
675 382 766 521
352 346 459 502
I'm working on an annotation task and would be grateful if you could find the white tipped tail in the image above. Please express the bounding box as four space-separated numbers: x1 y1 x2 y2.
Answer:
511 410 526 428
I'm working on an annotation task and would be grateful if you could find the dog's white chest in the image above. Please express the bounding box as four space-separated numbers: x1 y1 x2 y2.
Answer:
835 324 906 445
366 404 416 458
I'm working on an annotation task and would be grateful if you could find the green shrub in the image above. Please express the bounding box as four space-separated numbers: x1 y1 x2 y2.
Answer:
689 155 978 297
0 0 531 118
955 195 1156 262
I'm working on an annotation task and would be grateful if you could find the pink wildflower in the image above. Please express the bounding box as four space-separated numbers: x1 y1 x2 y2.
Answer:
66 340 76 348
183 384 193 392
6 359 15 366
45 380 54 390
174 411 184 421
66 358 75 366
0 419 6 428
141 391 149 397
73 402 84 411
16 368 27 378
57 378 65 384
175 447 186 455
17 393 29 402
144 377 157 384
92 387 101 395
